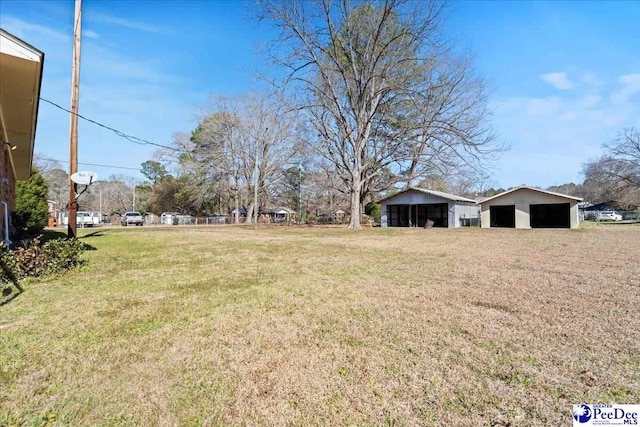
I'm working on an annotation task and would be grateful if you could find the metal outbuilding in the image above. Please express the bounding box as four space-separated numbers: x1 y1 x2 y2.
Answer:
478 186 582 229
379 188 479 228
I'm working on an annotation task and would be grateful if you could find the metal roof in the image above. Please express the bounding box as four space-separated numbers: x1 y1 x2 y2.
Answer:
477 185 583 204
378 187 476 204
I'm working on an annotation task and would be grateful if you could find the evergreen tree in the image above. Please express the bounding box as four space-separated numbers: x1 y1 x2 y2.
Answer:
14 170 50 235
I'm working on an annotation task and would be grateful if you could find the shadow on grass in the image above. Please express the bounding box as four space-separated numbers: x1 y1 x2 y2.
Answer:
600 220 640 225
40 229 68 242
0 259 23 306
76 230 111 250
17 229 99 251
80 230 109 239
79 242 97 251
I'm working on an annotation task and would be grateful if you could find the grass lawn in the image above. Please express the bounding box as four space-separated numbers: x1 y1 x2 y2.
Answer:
1 225 639 426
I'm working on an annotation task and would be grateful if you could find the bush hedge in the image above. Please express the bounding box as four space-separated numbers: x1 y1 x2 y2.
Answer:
0 237 86 281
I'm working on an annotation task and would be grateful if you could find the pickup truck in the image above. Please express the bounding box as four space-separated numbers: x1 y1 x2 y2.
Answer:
121 212 144 226
77 211 100 227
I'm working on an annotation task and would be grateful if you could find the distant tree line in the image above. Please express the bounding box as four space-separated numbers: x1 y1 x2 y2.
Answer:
36 122 639 228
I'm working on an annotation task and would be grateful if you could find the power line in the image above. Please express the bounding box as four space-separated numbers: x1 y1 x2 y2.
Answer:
40 97 187 153
38 157 141 171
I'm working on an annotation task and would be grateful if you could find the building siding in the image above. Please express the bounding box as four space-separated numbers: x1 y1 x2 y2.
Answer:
380 189 478 228
480 188 580 229
453 203 479 227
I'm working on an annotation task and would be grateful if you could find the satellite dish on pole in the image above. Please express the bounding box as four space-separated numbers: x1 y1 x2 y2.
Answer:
70 171 97 199
70 171 98 185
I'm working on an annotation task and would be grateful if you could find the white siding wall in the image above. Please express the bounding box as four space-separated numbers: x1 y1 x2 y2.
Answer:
380 190 478 228
479 188 580 228
447 201 459 228
380 202 388 227
453 203 480 227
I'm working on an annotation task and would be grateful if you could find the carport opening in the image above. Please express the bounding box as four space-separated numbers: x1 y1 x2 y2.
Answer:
490 205 515 228
530 203 570 228
387 203 448 227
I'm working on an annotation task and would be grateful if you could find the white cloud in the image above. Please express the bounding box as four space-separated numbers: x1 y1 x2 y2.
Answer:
490 98 525 115
88 12 165 33
580 72 603 88
610 73 640 104
0 16 69 41
525 97 561 115
492 72 640 188
578 94 601 109
540 72 574 90
83 30 101 39
82 41 178 84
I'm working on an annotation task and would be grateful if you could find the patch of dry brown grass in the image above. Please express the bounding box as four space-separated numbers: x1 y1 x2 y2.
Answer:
1 225 638 426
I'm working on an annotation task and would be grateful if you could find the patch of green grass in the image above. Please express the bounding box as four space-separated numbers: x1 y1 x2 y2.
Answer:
1 225 638 425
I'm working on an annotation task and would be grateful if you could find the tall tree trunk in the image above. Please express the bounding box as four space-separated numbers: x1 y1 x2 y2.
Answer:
359 189 368 221
348 181 362 229
245 201 255 225
234 176 240 224
234 193 240 224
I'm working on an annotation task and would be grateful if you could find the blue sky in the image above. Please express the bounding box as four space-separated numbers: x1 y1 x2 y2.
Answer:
1 0 639 189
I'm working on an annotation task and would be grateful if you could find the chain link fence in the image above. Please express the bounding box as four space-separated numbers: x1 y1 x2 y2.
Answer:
581 210 640 222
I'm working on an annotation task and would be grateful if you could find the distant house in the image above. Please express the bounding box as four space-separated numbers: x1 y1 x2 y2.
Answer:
478 186 582 229
0 30 44 243
379 188 478 228
329 208 349 224
274 207 296 222
260 207 296 223
582 201 620 212
47 200 57 216
47 200 58 227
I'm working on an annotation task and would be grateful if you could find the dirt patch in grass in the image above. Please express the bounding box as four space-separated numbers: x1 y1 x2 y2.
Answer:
1 226 638 426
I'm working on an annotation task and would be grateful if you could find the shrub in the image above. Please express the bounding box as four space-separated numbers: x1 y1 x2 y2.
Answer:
14 170 50 236
41 238 86 275
0 237 85 281
365 202 381 223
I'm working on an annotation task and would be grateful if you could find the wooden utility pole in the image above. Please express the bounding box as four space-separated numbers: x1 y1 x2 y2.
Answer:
68 0 82 238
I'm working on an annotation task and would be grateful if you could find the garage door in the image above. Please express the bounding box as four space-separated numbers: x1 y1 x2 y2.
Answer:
529 203 570 228
490 205 515 228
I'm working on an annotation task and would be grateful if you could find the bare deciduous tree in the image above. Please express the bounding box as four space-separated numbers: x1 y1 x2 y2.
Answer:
602 127 640 188
86 176 134 215
260 0 500 227
583 128 640 208
161 94 303 223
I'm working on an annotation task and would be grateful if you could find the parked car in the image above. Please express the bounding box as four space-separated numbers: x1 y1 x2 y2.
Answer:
77 211 100 227
597 211 623 221
121 212 144 226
